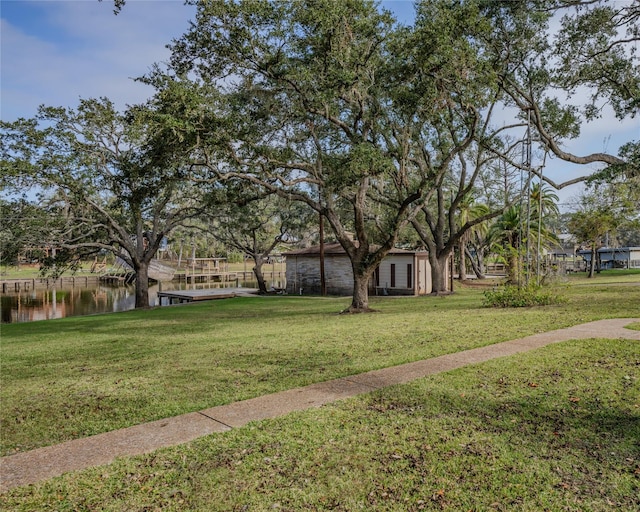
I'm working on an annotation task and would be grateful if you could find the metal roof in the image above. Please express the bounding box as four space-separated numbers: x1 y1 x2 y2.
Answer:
283 242 422 256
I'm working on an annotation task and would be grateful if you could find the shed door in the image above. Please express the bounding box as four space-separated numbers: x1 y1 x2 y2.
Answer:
417 256 431 295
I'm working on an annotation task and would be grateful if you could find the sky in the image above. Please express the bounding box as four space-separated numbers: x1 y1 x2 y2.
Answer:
0 0 413 119
1 0 638 208
1 0 197 120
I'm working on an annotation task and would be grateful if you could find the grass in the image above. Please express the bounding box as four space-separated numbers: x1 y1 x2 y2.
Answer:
1 273 639 457
0 263 94 279
1 338 638 510
0 271 638 508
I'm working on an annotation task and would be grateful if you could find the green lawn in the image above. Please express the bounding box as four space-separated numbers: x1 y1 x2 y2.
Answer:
1 273 639 456
1 273 639 509
2 339 638 510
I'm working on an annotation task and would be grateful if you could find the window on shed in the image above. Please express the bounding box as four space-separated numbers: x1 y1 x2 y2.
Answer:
407 263 412 289
390 264 396 287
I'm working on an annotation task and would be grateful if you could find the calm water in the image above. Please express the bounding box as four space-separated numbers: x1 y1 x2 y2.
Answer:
1 279 284 324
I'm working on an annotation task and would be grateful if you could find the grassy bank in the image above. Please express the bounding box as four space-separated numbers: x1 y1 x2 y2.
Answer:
2 273 638 457
2 337 638 510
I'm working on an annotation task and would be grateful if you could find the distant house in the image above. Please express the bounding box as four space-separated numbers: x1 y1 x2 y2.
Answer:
283 243 450 296
549 233 578 260
576 247 640 270
546 233 586 272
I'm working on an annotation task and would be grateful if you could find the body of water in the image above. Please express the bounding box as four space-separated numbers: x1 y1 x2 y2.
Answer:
1 279 285 324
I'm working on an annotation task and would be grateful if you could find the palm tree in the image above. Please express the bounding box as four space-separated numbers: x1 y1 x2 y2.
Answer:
528 183 560 280
456 194 490 281
488 206 523 284
488 187 560 285
529 182 560 219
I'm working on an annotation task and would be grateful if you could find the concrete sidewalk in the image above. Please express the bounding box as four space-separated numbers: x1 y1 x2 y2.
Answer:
2 318 639 492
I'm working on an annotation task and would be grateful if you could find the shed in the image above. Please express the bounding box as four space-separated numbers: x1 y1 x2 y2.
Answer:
576 247 640 270
284 243 448 296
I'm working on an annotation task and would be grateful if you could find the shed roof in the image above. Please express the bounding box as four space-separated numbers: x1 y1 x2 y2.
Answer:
283 243 422 256
577 246 640 255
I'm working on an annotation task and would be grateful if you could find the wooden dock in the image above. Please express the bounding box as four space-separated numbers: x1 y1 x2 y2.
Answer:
173 271 239 285
100 272 135 284
100 259 175 284
1 276 100 293
157 287 259 305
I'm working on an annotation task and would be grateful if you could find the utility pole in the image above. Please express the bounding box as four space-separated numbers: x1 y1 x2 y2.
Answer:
319 211 326 296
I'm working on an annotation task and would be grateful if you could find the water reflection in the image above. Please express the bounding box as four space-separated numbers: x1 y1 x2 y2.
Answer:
1 285 134 323
1 279 284 324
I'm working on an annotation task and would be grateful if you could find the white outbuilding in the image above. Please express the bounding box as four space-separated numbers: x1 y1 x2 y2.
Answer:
284 243 450 296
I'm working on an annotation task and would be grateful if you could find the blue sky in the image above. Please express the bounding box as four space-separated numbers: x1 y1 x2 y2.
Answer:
1 0 637 206
1 0 415 119
1 0 197 120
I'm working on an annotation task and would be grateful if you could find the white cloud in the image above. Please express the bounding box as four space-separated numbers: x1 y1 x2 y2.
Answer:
1 0 195 120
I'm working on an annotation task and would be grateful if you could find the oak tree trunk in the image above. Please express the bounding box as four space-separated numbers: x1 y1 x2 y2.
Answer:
135 261 151 308
588 245 597 278
429 252 451 294
346 269 372 313
466 247 486 279
253 257 268 294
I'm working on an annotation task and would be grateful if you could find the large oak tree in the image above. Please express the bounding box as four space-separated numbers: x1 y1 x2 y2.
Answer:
165 0 434 312
1 98 206 308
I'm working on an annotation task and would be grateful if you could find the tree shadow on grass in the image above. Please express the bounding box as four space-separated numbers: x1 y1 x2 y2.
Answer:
358 376 640 507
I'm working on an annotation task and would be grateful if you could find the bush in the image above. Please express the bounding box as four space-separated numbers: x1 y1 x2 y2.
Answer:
482 284 563 308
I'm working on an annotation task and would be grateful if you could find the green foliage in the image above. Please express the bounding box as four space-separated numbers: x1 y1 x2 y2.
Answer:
165 0 438 309
225 251 243 264
587 141 640 186
482 283 563 308
206 192 314 292
98 0 126 15
486 183 560 284
567 189 622 260
37 249 86 280
568 209 616 245
0 199 51 265
583 143 640 245
538 97 580 139
552 1 640 120
6 0 639 313
0 96 211 307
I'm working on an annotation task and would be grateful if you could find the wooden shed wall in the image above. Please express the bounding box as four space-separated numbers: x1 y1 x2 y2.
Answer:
286 255 354 296
284 249 448 296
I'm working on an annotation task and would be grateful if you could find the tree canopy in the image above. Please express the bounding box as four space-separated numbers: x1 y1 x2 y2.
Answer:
1 98 207 307
4 0 638 311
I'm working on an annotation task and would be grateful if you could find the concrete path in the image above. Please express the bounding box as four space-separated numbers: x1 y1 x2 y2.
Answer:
2 318 639 492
